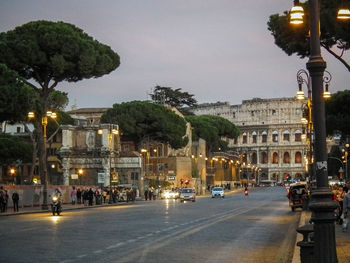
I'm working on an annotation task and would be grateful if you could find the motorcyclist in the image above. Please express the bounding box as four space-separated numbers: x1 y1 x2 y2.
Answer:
51 188 62 214
244 187 249 196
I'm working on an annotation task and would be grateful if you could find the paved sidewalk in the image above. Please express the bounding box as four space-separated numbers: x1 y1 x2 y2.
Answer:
292 210 350 263
0 201 138 216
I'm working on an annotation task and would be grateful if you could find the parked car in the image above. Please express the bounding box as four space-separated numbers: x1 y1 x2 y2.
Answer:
211 187 225 198
179 188 196 202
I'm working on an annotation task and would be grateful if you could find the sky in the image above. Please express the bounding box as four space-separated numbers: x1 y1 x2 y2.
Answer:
1 0 349 110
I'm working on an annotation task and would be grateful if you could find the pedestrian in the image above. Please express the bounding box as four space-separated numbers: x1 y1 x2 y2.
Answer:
0 186 4 212
71 186 77 205
77 188 82 204
144 189 148 201
12 191 19 212
83 189 89 206
342 187 350 232
4 190 8 212
88 188 94 206
148 189 153 201
102 189 107 203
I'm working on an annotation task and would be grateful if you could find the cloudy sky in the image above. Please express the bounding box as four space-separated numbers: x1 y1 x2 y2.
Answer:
1 0 349 110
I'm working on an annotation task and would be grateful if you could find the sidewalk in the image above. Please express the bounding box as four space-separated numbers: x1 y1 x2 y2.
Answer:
0 200 138 217
292 210 350 263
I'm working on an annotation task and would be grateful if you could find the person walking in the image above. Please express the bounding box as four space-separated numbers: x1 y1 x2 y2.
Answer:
88 188 94 206
0 186 4 212
3 190 9 212
343 187 350 232
144 189 148 201
71 186 77 205
12 191 19 212
77 188 82 204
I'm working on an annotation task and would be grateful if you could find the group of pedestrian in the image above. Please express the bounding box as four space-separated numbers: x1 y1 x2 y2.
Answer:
0 186 19 213
144 188 158 201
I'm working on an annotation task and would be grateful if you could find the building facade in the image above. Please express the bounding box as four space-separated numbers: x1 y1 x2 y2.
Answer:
194 98 309 183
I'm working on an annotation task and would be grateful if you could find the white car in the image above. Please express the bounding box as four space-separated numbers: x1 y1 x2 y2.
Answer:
211 187 225 198
161 190 179 199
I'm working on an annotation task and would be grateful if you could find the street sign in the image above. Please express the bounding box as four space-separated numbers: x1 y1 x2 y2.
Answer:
98 173 105 184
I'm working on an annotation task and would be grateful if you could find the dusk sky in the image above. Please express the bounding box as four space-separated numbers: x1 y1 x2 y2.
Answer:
1 0 349 110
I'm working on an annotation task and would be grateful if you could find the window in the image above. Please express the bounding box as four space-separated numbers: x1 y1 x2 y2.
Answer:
283 152 290 163
242 133 247 144
16 127 21 133
261 152 268 164
262 131 267 143
272 109 277 116
295 152 302 163
272 131 278 142
283 131 290 141
131 172 139 180
272 152 279 164
252 131 257 144
295 130 302 142
251 152 257 164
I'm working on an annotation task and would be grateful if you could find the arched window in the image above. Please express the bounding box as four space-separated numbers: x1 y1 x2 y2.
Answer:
283 152 290 163
262 131 267 143
272 131 279 142
295 130 302 142
242 132 247 144
283 130 290 141
272 152 279 164
252 131 257 144
261 152 268 164
295 152 302 163
251 152 257 164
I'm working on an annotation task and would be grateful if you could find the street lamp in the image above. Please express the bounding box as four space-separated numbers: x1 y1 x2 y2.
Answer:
296 69 332 183
98 124 119 204
342 143 349 182
289 1 349 261
28 110 57 210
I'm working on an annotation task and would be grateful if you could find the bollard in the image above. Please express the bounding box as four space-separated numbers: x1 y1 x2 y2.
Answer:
297 224 314 263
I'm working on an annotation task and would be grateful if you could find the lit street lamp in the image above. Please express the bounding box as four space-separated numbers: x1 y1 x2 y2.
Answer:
296 69 332 183
98 124 119 204
28 111 57 210
290 1 350 261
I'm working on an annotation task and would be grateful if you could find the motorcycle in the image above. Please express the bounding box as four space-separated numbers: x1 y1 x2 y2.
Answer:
51 195 62 216
244 188 249 196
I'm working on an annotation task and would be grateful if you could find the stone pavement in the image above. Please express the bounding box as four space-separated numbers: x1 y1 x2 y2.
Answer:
292 210 350 263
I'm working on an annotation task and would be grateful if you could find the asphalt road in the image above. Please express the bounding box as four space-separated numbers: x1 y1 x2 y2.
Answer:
0 186 300 263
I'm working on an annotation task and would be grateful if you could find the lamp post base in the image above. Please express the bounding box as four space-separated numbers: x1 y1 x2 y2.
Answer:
309 188 338 263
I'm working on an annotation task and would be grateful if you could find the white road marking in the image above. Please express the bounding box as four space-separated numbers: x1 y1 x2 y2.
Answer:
127 239 136 243
93 250 103 254
77 255 87 258
106 242 125 249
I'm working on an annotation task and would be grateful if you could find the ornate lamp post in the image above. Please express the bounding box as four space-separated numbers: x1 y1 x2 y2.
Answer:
289 1 350 261
98 124 119 204
28 111 57 210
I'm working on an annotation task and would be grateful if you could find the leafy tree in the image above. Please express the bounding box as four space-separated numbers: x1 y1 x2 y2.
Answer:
267 0 350 71
0 64 37 123
150 86 197 115
101 101 188 149
0 20 120 184
186 115 240 152
0 134 32 165
325 90 350 140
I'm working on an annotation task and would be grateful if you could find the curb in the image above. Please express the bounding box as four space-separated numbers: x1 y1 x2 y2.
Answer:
292 210 311 263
